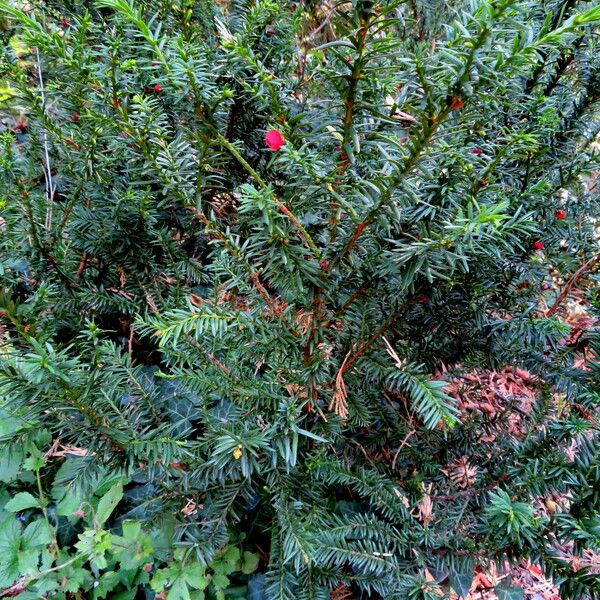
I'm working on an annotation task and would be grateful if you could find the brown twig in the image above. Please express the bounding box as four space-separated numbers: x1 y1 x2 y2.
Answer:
391 428 416 470
545 253 600 316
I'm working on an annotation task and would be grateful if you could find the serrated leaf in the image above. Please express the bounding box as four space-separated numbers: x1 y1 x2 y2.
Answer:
241 551 259 575
167 576 191 600
22 519 53 548
0 445 24 483
182 563 209 590
5 492 40 512
212 573 230 589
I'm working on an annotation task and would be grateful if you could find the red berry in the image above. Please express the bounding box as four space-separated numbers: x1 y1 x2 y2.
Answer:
449 96 464 111
153 84 162 93
472 148 482 155
534 241 545 250
419 294 429 303
265 129 285 150
71 113 79 122
555 209 566 219
60 18 70 29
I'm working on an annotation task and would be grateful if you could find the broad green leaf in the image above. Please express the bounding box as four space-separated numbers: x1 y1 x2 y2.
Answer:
212 573 230 589
17 547 39 574
93 570 120 599
5 492 40 512
96 482 123 525
0 515 21 587
112 590 137 600
495 578 524 600
22 519 53 548
122 520 141 540
241 551 259 575
167 576 191 600
183 563 209 590
449 561 475 597
0 448 23 483
222 545 241 564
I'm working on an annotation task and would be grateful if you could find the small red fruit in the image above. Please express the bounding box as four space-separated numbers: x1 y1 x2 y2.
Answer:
472 148 482 155
265 129 285 150
153 84 162 93
534 241 545 250
71 113 80 122
555 209 566 219
419 294 429 303
60 18 70 29
449 96 464 110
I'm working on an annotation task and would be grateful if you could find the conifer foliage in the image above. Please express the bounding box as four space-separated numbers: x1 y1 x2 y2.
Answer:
0 0 599 598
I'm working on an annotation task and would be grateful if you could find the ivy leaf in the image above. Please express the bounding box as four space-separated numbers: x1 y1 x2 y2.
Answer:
495 577 524 600
5 492 40 512
96 482 123 525
449 560 474 597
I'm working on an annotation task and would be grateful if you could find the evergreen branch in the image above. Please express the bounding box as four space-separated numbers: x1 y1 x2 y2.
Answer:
545 253 600 316
213 132 322 259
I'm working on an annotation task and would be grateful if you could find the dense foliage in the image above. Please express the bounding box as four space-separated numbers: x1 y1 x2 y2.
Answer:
0 0 599 598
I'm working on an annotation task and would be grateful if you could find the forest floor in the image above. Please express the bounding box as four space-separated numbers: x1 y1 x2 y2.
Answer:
446 290 599 599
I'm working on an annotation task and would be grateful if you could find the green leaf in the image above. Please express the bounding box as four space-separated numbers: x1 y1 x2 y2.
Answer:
96 482 123 525
222 545 241 564
17 547 39 574
22 519 53 548
93 570 120 599
0 515 21 587
211 573 230 589
167 576 191 600
22 450 45 472
495 577 524 600
183 564 209 590
121 520 141 540
4 492 40 512
449 565 474 597
112 590 137 600
241 551 259 575
0 444 24 483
